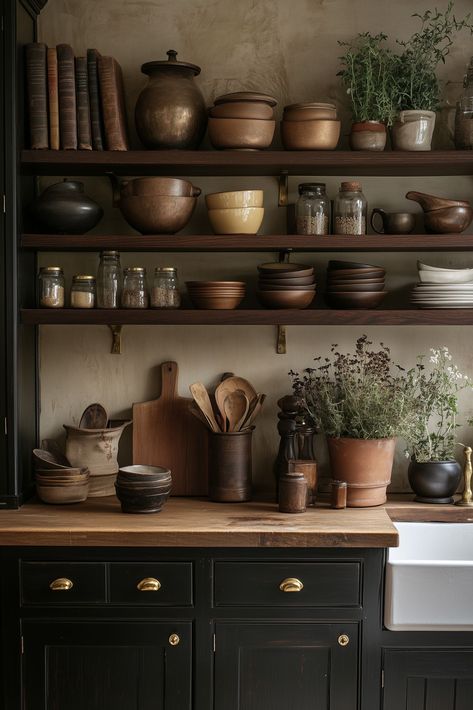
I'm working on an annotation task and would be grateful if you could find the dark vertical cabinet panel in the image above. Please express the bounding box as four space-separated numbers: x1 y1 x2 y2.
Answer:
22 620 192 710
215 622 359 710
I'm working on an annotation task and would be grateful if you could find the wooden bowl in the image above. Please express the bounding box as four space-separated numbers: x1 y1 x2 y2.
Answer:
205 190 264 209
281 119 340 150
258 275 315 286
208 117 275 150
189 295 244 310
256 289 315 309
326 267 385 278
283 102 337 121
258 283 316 292
327 278 385 287
120 177 201 198
325 291 387 308
327 283 385 293
119 195 197 234
186 281 246 288
33 448 71 470
36 482 89 504
423 206 473 234
208 207 264 234
257 263 314 278
210 102 274 120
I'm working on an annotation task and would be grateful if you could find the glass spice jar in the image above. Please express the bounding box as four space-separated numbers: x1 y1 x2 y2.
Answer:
70 275 96 309
96 250 122 309
38 266 65 308
122 267 149 309
333 181 367 235
296 183 330 235
151 267 181 309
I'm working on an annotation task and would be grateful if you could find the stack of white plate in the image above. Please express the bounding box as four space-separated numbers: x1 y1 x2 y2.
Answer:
411 261 473 308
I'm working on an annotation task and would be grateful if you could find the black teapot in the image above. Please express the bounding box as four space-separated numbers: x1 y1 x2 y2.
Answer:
28 179 103 234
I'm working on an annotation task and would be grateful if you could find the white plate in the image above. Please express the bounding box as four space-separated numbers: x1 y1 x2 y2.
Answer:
414 304 473 309
418 261 473 274
414 284 473 291
418 271 473 284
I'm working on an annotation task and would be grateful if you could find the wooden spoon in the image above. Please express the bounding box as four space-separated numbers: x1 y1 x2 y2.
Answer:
215 376 257 425
234 392 250 431
79 403 108 429
189 383 220 433
242 393 266 429
224 391 248 432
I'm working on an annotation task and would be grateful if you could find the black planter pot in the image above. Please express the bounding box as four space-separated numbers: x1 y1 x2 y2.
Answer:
408 458 462 504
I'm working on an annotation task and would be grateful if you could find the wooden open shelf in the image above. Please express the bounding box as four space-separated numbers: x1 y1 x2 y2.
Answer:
20 308 473 326
20 149 473 176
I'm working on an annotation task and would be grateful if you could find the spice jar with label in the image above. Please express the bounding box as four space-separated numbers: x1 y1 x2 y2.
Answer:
151 267 181 308
296 183 330 235
122 267 149 309
38 266 65 308
70 275 96 309
97 250 122 309
333 181 367 235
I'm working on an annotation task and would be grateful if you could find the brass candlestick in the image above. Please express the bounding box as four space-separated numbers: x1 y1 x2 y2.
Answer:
456 446 473 507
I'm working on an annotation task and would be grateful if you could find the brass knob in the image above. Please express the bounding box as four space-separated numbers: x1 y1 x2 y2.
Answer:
169 634 180 646
279 577 304 593
338 634 350 647
49 578 73 591
137 577 161 592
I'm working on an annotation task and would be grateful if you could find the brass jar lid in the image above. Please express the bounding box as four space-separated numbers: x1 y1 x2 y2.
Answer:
141 50 201 77
124 266 146 273
73 274 96 281
40 266 63 273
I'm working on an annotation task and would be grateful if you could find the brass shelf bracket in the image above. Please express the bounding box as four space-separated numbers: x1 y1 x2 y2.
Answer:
109 325 123 354
278 170 289 207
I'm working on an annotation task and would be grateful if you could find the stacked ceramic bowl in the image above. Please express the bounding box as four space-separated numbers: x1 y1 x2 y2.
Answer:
206 190 264 235
256 263 316 308
411 261 473 308
208 92 277 150
281 102 341 150
115 465 171 514
186 281 246 309
33 448 89 504
325 260 387 308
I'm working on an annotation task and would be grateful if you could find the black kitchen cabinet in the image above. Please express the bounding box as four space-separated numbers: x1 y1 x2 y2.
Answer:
22 620 192 710
214 621 359 710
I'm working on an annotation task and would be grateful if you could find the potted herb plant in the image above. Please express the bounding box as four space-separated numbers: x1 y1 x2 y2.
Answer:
338 33 395 151
403 347 471 503
290 336 414 507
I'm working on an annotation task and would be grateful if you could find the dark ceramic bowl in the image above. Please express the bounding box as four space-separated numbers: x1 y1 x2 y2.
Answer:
408 459 462 504
257 283 316 292
327 283 385 293
118 464 171 482
328 260 382 270
325 291 387 309
115 485 171 514
258 275 315 286
256 289 315 309
257 263 314 278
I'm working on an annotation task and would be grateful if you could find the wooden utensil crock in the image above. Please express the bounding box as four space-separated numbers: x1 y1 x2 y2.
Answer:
208 428 253 502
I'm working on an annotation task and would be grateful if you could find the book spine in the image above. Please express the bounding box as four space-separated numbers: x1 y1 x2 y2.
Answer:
75 56 92 150
87 49 104 150
98 56 129 151
57 44 77 150
25 43 48 149
47 48 59 150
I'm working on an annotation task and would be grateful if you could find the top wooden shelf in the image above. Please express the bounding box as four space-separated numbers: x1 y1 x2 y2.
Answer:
20 149 473 177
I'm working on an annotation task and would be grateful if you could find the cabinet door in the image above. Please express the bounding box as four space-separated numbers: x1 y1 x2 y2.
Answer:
383 649 473 710
215 622 358 710
22 620 192 710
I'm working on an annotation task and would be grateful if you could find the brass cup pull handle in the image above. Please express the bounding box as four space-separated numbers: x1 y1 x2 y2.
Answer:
49 577 73 591
279 577 304 593
137 577 161 592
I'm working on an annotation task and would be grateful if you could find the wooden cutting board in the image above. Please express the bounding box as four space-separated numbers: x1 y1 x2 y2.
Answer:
132 361 208 496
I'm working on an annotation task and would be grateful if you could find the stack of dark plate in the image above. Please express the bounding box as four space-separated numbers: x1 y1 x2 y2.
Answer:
325 260 387 308
256 262 316 309
115 465 172 514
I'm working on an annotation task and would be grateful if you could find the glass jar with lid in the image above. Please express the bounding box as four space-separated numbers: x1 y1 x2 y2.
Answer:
122 267 149 309
333 181 367 235
38 266 65 308
97 250 122 309
70 275 96 309
296 183 330 235
151 267 181 309
455 56 473 149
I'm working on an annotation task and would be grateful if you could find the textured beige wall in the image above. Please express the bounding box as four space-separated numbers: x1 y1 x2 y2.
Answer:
38 0 473 496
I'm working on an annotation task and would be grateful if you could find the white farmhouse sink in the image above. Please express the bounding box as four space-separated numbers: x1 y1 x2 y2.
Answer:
385 522 473 631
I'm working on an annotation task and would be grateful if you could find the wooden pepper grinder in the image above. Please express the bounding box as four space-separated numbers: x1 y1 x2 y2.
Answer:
274 395 301 500
456 446 473 507
297 416 316 460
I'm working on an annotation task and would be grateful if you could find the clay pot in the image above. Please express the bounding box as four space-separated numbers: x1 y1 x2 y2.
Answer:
350 121 387 151
406 191 473 234
370 208 416 234
408 458 462 504
28 179 103 234
281 119 341 150
207 117 275 150
391 110 436 151
208 429 253 502
121 177 201 198
135 50 207 149
119 194 197 234
283 102 338 121
327 437 396 507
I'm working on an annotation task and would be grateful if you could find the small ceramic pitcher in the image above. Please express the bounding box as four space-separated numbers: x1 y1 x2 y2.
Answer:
371 208 416 234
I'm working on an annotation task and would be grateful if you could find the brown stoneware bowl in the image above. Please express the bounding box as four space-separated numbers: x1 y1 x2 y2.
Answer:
120 177 201 198
210 102 274 120
423 206 473 234
328 260 381 270
283 102 337 121
256 289 315 309
36 481 89 504
119 195 197 234
327 282 385 293
327 267 385 278
327 277 385 286
214 91 277 107
189 295 245 310
259 275 315 286
281 119 341 150
258 283 316 292
257 263 314 278
325 291 387 308
208 117 275 150
33 448 71 469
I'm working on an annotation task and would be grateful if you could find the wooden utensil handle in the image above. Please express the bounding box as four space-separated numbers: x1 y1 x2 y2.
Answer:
160 361 179 400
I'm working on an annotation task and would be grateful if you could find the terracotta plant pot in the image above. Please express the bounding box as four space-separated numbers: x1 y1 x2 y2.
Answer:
391 110 436 151
327 437 396 507
350 121 386 151
408 458 462 504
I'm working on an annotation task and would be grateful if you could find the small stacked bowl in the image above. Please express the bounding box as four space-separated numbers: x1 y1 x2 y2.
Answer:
325 260 387 308
206 190 264 235
281 102 341 150
208 92 277 150
115 465 172 514
411 261 473 308
187 281 246 309
257 263 316 308
33 448 89 504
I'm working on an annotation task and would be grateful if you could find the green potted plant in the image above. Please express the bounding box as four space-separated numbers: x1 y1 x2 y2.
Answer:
392 1 473 151
290 336 415 507
403 347 471 503
338 33 396 151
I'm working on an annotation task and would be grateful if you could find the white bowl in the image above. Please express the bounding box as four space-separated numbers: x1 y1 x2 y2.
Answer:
208 207 264 235
418 261 473 274
418 270 473 284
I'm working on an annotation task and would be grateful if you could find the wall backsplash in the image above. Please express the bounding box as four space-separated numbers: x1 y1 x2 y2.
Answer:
38 0 473 497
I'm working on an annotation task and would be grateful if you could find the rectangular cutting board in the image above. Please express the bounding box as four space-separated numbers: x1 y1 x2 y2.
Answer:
132 361 208 496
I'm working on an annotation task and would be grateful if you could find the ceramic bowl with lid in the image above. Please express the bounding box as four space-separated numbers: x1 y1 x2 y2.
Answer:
283 102 338 121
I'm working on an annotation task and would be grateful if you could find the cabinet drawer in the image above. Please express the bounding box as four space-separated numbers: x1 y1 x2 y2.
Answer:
214 561 361 607
21 562 107 605
110 563 193 606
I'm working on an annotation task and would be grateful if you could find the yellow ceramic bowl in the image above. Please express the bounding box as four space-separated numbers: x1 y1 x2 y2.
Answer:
205 190 264 210
208 207 265 235
281 119 341 150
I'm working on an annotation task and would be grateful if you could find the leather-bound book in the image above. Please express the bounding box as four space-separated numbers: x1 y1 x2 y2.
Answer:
25 43 48 149
87 48 104 150
47 47 59 150
75 56 92 149
98 56 129 150
57 44 77 149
